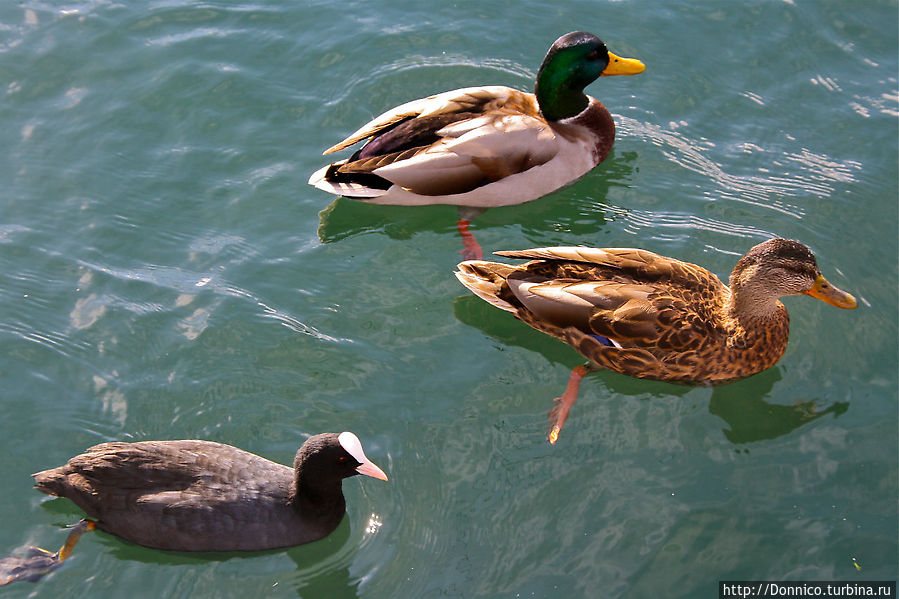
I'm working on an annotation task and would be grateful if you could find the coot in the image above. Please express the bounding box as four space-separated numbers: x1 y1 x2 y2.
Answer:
33 432 388 551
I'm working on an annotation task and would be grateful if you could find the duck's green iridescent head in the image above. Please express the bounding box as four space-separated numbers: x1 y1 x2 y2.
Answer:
535 31 644 122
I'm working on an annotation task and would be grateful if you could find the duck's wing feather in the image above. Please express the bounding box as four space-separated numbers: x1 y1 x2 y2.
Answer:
323 88 559 197
369 114 558 195
511 277 719 351
460 249 734 382
498 248 727 354
495 247 724 293
323 86 535 155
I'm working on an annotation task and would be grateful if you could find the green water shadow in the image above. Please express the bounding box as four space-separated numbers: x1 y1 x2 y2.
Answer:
708 373 849 445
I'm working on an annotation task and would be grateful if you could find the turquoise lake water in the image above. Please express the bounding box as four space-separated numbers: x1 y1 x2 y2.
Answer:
1 1 897 597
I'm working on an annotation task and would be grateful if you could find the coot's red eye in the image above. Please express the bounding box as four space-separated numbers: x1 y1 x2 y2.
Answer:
338 456 349 463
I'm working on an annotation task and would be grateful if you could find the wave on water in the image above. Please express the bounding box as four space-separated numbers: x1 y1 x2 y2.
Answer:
321 53 532 111
619 116 862 220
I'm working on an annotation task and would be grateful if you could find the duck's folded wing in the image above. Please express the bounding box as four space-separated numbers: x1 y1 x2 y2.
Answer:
496 247 722 292
508 276 716 352
372 115 558 195
323 86 528 155
497 247 668 272
507 277 657 340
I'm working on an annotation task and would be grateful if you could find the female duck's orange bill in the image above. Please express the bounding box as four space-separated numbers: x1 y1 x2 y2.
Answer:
804 274 858 309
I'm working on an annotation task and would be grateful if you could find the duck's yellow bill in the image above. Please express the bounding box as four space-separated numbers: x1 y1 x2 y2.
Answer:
602 52 645 76
804 274 858 309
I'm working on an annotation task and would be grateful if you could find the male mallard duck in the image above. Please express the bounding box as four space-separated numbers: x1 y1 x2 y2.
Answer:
32 433 387 551
455 239 857 443
308 31 644 259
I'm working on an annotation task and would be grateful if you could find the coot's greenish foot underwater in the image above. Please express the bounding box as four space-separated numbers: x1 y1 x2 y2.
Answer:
32 432 388 552
0 519 94 586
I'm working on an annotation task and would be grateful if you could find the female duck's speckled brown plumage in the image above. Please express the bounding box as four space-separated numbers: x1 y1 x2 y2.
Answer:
455 239 857 443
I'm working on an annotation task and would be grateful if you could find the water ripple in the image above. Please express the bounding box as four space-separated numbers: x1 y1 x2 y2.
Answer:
226 286 347 343
323 54 531 109
782 148 861 184
620 116 864 219
71 258 345 343
849 89 899 119
618 210 774 242
0 321 93 356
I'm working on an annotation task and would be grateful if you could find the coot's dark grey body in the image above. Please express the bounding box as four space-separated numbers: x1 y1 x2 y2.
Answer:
32 433 387 552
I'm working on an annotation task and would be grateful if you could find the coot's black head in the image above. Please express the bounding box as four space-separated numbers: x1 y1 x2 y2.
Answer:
295 432 388 482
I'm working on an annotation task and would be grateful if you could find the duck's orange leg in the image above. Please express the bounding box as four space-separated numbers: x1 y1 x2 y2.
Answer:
548 365 594 444
456 219 484 261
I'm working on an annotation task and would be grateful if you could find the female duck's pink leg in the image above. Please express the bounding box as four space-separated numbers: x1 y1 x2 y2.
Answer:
548 365 593 444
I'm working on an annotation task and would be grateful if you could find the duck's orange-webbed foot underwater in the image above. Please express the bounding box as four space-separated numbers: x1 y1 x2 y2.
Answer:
456 219 484 261
548 364 594 444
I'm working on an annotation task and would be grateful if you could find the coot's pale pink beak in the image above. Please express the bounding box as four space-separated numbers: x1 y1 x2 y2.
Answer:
338 432 389 481
356 460 389 481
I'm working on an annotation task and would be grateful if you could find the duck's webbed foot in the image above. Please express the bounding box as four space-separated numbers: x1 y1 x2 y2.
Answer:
456 219 484 261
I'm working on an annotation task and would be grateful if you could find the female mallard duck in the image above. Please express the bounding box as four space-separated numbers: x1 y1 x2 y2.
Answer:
455 239 857 443
308 31 644 258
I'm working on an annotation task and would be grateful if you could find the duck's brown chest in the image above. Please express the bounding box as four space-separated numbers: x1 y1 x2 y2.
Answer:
692 310 791 384
551 99 615 163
